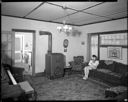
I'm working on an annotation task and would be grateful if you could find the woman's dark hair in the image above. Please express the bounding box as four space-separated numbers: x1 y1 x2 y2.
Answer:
92 55 98 60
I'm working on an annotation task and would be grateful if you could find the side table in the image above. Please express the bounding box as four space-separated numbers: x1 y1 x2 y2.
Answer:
64 66 72 76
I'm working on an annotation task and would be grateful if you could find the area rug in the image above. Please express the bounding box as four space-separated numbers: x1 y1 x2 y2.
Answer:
28 74 110 100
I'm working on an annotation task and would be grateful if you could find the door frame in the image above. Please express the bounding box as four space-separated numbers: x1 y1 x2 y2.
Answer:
12 29 36 76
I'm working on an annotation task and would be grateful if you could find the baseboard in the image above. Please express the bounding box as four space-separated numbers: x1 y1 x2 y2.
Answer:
35 72 45 77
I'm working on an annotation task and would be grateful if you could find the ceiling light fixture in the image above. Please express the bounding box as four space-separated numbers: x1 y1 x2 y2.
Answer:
57 4 73 35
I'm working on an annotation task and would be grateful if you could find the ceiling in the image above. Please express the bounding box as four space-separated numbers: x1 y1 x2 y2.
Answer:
1 0 127 26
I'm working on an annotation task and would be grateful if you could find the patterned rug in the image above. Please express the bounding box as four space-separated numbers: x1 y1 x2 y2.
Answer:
26 74 110 100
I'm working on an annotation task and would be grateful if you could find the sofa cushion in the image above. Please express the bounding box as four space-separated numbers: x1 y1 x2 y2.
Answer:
104 60 113 65
90 69 122 85
97 69 121 78
106 63 115 72
97 60 107 69
97 60 115 72
104 60 115 72
97 69 112 73
108 72 122 78
89 69 108 80
114 62 128 74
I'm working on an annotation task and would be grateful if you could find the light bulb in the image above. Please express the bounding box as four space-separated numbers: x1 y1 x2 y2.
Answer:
57 26 62 30
68 26 72 31
63 25 68 30
57 26 62 32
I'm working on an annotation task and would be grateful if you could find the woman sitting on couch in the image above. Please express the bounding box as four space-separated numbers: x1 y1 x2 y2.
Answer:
83 55 99 80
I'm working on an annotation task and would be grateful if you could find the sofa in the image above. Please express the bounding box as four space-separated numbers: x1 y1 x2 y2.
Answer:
89 60 128 86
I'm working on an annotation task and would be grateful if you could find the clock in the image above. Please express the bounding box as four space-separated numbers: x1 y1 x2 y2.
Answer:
63 39 69 52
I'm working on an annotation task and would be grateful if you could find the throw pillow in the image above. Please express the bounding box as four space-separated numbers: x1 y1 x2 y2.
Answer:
107 63 115 72
115 62 127 74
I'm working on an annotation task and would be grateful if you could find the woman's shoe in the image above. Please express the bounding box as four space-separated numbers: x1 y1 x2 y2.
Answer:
83 76 87 80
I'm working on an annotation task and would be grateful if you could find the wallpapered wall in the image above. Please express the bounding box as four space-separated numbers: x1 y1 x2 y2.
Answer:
2 16 127 73
2 16 85 73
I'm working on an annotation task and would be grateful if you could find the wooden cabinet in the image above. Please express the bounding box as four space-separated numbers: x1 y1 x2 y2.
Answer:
45 53 65 79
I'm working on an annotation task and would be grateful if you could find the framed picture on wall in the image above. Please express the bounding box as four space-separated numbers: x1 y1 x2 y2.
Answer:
107 47 122 59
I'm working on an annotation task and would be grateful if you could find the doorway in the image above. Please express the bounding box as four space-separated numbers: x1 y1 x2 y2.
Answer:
13 29 35 76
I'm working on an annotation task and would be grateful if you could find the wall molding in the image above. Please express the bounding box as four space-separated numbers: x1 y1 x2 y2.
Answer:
100 45 128 48
2 15 127 26
89 30 128 35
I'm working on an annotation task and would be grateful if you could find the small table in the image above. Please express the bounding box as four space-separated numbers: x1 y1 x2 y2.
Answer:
64 66 72 76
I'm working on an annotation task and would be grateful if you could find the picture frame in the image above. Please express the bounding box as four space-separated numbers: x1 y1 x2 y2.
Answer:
107 47 122 59
63 39 69 48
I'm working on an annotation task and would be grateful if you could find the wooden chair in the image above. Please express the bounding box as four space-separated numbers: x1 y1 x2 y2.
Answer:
69 56 88 74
